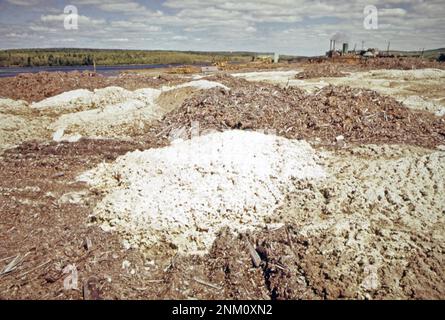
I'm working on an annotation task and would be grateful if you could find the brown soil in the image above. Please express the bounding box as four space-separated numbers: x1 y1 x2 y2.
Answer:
1 139 442 299
0 138 306 300
296 64 347 79
358 57 444 71
0 71 187 103
296 58 444 79
157 75 445 149
0 68 444 300
0 57 442 103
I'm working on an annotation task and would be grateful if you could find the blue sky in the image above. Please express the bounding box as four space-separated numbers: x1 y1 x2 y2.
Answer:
0 0 444 55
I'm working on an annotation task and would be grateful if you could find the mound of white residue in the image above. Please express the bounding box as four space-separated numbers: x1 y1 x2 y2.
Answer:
31 87 133 110
0 98 29 111
80 130 326 254
0 98 52 150
32 89 93 109
168 80 230 90
233 70 300 83
50 88 162 139
397 95 445 116
32 80 229 111
367 68 445 80
28 80 230 140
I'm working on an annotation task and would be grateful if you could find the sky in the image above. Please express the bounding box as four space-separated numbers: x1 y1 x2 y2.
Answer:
0 0 444 56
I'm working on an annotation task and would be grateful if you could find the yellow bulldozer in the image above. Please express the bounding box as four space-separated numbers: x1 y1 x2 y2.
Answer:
254 55 274 64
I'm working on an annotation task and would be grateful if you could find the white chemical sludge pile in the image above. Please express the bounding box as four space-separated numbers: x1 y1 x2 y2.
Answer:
80 130 326 254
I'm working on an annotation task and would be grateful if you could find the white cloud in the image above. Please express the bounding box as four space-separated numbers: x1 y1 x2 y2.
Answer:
172 35 188 40
6 0 42 6
110 20 161 32
100 2 150 13
106 38 129 42
379 8 407 17
5 32 30 38
29 25 56 32
0 0 444 54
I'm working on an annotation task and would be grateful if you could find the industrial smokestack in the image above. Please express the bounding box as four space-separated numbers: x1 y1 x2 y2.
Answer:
330 32 349 52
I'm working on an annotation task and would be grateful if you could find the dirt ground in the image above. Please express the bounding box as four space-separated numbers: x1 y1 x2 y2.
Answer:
0 71 188 103
0 59 444 300
233 67 445 116
164 75 445 148
1 57 441 104
0 85 197 152
1 139 443 300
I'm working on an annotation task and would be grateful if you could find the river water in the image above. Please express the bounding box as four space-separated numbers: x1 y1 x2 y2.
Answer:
0 63 187 78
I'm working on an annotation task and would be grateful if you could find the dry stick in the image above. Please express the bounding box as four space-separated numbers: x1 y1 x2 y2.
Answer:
0 255 16 263
17 259 51 278
163 253 178 272
84 237 93 251
247 240 261 268
0 252 31 276
193 277 222 290
273 262 287 271
156 124 174 137
135 279 164 290
285 225 294 249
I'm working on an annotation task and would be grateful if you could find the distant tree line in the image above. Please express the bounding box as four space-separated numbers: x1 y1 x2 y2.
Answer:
0 49 256 67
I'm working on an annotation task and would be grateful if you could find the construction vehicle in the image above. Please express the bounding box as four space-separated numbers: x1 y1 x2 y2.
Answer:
254 55 274 64
213 60 228 68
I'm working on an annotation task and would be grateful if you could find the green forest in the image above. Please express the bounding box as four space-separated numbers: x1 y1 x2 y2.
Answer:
0 49 258 67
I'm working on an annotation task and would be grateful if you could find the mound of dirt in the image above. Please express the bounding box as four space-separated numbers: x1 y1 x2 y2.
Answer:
300 58 445 74
79 130 326 255
232 70 299 83
0 98 52 151
32 87 135 112
0 80 228 146
294 59 444 80
0 71 188 103
0 113 52 151
296 64 347 79
51 93 160 141
359 57 444 71
270 68 445 116
47 80 229 140
158 76 445 149
0 68 443 300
